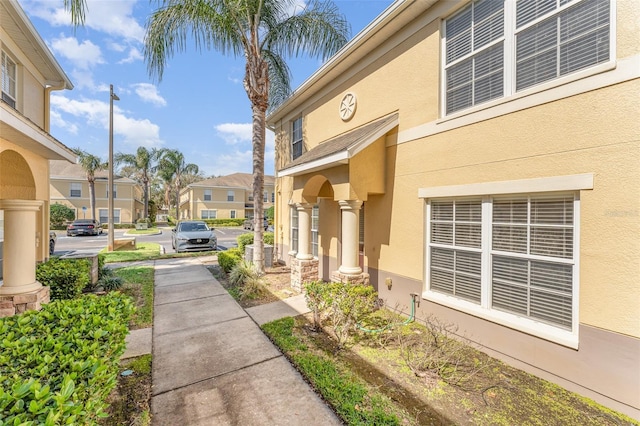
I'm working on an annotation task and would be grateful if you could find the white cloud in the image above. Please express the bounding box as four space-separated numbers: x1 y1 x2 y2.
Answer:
50 110 79 134
24 0 145 42
118 47 144 64
215 123 252 145
198 128 275 176
132 83 167 107
50 94 163 149
51 36 104 69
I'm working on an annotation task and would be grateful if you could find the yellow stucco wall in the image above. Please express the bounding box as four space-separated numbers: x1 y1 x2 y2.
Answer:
273 1 640 340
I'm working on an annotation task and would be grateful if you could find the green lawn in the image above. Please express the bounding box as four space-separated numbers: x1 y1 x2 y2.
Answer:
124 227 163 235
115 266 154 329
101 243 162 263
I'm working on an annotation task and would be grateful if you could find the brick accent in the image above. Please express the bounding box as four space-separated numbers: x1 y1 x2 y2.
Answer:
290 255 319 292
0 286 50 318
330 271 370 286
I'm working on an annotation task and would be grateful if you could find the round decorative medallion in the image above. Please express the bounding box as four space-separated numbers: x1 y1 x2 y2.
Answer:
339 92 357 121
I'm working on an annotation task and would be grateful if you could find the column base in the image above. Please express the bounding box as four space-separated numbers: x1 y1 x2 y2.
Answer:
0 285 50 318
290 255 319 292
330 271 370 286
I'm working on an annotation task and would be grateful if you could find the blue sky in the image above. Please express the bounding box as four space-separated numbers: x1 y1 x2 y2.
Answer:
22 0 394 177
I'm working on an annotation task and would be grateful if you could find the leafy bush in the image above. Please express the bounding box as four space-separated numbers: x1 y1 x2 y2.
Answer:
50 203 75 227
304 281 330 329
236 232 274 253
36 258 91 300
203 218 245 227
218 248 243 273
98 268 124 291
0 293 135 425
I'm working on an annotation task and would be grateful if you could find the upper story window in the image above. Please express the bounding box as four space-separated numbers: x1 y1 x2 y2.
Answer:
271 192 275 203
204 189 212 201
1 51 17 109
264 191 268 202
106 185 117 199
227 190 234 202
443 0 611 115
292 117 303 160
70 182 82 198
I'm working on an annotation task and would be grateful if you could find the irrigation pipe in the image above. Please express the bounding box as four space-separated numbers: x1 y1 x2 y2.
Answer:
356 293 420 334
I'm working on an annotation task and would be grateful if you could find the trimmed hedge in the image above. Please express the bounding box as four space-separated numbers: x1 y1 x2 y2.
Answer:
236 232 274 253
0 293 135 425
218 248 243 273
36 258 91 300
203 218 245 227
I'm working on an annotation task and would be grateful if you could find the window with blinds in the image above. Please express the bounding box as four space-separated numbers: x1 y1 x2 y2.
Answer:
292 117 303 160
1 51 17 109
290 206 299 253
427 193 577 334
311 206 319 257
443 0 611 115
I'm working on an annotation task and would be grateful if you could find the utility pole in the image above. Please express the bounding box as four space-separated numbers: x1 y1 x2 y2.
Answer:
108 84 119 251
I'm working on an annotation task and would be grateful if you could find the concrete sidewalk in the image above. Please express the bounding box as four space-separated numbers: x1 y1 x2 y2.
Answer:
150 257 341 425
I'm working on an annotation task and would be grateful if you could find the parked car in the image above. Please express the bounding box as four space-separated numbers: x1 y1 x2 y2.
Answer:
243 217 269 231
171 220 217 253
66 219 103 236
49 231 56 255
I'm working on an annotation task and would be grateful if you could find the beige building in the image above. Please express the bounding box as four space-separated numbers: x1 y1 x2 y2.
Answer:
50 160 143 225
0 0 75 314
178 173 275 221
268 0 640 418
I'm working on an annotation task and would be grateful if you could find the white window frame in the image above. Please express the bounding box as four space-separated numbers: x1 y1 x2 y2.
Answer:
227 190 234 202
106 184 117 199
99 208 120 224
441 0 614 117
311 205 319 257
420 174 593 348
1 51 17 108
230 210 236 219
292 117 303 160
203 189 212 201
201 210 217 219
70 182 82 198
290 206 299 254
271 192 275 203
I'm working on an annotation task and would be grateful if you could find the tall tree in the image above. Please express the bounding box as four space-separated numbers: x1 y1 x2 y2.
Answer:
145 0 349 271
157 149 199 219
115 147 160 220
73 148 107 222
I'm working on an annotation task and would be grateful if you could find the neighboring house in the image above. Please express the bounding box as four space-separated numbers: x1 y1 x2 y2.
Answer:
178 173 275 221
0 0 75 315
268 0 639 418
50 160 144 225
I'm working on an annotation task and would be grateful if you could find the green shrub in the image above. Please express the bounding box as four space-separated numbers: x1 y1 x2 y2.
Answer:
50 203 75 227
0 293 135 425
228 261 266 300
36 258 91 300
236 232 274 253
203 218 245 227
218 248 243 273
98 268 124 291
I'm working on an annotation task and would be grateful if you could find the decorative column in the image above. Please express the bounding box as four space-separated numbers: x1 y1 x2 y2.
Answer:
338 200 362 275
290 203 318 292
0 200 49 317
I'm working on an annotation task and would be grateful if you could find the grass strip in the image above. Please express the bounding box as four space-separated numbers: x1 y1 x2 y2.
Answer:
115 266 154 329
262 317 400 426
101 243 161 263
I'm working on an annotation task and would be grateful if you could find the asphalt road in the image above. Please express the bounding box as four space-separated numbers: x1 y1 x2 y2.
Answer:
52 226 250 256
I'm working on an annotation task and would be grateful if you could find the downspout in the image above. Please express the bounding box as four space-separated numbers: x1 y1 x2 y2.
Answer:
44 81 65 133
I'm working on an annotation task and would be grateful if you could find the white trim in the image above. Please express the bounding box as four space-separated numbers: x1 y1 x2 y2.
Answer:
278 115 399 178
401 53 638 146
418 173 593 199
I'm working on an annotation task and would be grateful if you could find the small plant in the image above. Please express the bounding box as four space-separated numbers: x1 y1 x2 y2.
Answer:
303 280 330 330
236 232 274 253
228 260 267 300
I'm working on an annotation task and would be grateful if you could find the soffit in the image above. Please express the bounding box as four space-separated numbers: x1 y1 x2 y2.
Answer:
278 113 398 177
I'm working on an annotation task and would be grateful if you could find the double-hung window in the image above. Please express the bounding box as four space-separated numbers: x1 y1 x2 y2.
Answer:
70 183 82 198
1 51 17 108
443 0 611 115
204 189 212 201
106 185 117 199
426 191 579 346
311 206 319 257
291 117 303 160
201 210 217 219
227 191 234 202
99 209 120 224
290 206 299 253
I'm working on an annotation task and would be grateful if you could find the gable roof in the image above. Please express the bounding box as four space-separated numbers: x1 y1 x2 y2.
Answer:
49 160 136 183
189 173 275 189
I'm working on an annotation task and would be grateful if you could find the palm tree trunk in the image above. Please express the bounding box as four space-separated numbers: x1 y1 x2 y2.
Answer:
251 102 267 273
88 178 96 220
143 177 149 219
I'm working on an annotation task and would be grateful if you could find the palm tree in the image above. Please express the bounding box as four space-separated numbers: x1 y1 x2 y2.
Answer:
64 0 87 25
144 0 349 271
157 149 199 219
73 148 107 221
115 147 160 220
